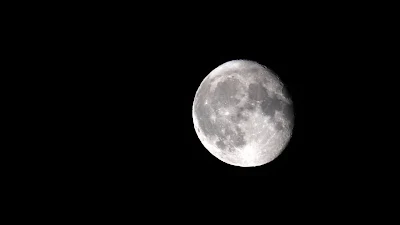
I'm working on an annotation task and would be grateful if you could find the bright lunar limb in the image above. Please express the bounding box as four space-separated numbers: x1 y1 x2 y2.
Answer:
192 59 294 167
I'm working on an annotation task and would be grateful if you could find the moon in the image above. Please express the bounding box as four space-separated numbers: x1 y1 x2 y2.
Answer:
192 60 294 167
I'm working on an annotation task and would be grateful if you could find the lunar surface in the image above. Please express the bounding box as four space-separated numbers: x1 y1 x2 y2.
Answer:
192 60 294 167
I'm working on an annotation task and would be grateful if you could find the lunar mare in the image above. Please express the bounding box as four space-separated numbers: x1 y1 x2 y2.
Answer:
192 60 293 167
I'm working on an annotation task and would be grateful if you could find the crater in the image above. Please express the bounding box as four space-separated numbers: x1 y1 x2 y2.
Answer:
230 106 250 123
225 146 236 153
209 123 247 153
216 139 226 150
232 125 246 148
221 70 241 78
275 121 284 131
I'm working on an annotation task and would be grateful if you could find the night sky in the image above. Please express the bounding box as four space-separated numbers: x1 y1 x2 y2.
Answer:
64 17 363 184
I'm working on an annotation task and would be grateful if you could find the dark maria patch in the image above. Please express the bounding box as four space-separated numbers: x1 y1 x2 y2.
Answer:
247 83 268 101
211 78 241 106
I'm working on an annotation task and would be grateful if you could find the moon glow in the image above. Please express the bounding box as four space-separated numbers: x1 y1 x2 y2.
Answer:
192 60 294 167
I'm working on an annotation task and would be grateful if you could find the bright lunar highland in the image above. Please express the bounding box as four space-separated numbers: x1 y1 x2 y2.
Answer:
192 60 294 167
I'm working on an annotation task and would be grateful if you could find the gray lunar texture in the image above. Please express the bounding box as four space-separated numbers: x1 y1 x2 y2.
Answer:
192 60 294 167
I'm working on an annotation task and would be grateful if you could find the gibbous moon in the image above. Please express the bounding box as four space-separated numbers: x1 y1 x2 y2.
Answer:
192 60 294 167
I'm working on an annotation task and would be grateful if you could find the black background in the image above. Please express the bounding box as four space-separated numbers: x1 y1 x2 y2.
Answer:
76 26 338 180
29 7 384 186
4 3 397 219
